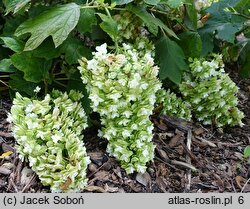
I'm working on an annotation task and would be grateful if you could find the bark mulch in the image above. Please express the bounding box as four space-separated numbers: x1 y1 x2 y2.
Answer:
0 72 249 193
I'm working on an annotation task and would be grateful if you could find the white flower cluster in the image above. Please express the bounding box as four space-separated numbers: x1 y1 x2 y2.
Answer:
8 90 90 192
194 0 219 11
179 54 244 127
113 11 145 41
156 89 192 120
78 42 162 174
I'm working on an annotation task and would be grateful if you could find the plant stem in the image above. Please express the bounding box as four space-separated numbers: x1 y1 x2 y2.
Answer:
0 75 10 78
54 80 67 88
55 78 69 81
0 80 9 87
80 5 126 11
44 80 48 95
149 8 169 16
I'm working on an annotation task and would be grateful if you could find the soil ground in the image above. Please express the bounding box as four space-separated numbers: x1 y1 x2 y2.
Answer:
0 69 249 193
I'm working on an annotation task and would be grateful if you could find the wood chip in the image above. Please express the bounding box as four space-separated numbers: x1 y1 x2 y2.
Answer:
1 162 15 170
169 133 184 148
0 131 13 138
195 136 217 147
171 160 197 171
103 183 119 193
156 146 169 161
88 151 106 166
235 176 245 189
2 143 15 153
156 176 168 192
217 142 243 147
88 163 98 173
136 172 151 187
0 167 11 175
84 186 106 193
194 128 205 136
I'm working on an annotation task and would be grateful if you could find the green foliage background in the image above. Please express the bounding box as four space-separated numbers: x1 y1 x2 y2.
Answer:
0 0 249 99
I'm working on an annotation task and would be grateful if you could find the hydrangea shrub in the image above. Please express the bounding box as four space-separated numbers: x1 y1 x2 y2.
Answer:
8 90 90 192
78 42 162 174
179 54 244 127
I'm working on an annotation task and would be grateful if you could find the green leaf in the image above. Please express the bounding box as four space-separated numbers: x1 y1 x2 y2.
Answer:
77 8 97 34
3 16 27 36
155 36 187 84
0 59 16 72
200 33 214 56
166 0 184 8
9 71 37 96
32 38 62 60
184 0 198 30
126 4 178 39
66 71 92 115
244 146 250 158
61 36 92 64
112 0 134 5
177 32 202 58
198 0 246 52
11 52 51 82
0 37 24 52
3 0 31 14
143 0 160 6
15 3 80 51
97 13 119 40
240 53 250 78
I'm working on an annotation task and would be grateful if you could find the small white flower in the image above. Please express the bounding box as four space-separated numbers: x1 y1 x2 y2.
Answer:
136 140 143 148
220 89 226 96
128 79 139 89
25 104 34 114
123 110 132 118
138 41 145 49
130 124 137 130
109 105 118 112
23 145 33 153
122 43 131 50
34 86 41 93
203 93 209 98
87 59 98 71
118 79 127 86
109 93 122 102
6 113 12 123
140 83 149 90
96 43 107 54
195 66 203 72
89 94 103 107
122 130 131 138
136 165 146 173
26 119 39 129
36 131 46 139
197 106 203 111
114 145 123 152
193 98 201 104
52 134 61 143
126 166 135 174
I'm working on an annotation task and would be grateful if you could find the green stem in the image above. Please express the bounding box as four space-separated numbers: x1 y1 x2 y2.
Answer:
55 78 69 81
0 75 10 78
80 5 126 11
0 80 9 87
104 7 112 18
234 13 250 19
54 72 65 76
149 8 169 16
54 80 67 88
44 80 48 95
